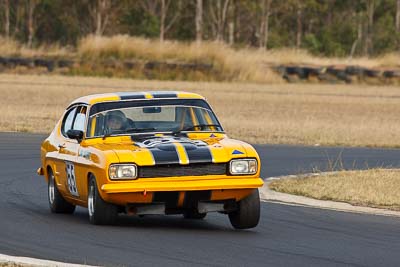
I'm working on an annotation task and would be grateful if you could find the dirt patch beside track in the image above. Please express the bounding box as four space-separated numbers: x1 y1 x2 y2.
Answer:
262 171 400 216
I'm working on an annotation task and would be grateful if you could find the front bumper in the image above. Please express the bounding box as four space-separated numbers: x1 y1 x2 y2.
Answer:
101 177 264 194
37 167 44 176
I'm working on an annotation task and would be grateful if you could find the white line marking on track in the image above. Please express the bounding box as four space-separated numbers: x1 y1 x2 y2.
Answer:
0 253 99 267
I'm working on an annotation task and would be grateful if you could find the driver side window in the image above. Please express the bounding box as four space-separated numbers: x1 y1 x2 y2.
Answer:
62 107 77 137
73 106 87 132
61 105 87 138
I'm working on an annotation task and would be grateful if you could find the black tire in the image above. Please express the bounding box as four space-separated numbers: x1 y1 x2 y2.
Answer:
48 168 75 214
229 189 260 229
88 175 118 225
183 210 207 220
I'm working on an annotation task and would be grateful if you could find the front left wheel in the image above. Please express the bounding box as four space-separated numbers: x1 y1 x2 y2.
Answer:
228 189 260 230
88 175 118 225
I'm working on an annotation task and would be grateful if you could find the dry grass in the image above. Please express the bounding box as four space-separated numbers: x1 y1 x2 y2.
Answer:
78 35 282 83
0 73 400 147
78 35 226 62
269 169 400 210
0 263 28 267
262 48 400 68
3 36 400 83
78 35 400 69
0 37 71 58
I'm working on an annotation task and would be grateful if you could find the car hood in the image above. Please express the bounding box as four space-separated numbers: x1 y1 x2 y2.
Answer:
92 135 258 166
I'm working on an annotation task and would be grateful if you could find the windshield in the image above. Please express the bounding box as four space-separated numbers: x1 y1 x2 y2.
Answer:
86 104 223 138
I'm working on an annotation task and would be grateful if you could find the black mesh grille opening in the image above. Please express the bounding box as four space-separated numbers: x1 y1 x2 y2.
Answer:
138 163 227 178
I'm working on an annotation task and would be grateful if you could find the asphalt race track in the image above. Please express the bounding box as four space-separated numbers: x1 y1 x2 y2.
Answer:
1 132 400 267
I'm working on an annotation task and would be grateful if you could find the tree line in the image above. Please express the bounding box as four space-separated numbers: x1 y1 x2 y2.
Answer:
1 0 400 57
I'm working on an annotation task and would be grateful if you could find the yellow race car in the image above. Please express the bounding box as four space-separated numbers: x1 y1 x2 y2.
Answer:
38 91 263 229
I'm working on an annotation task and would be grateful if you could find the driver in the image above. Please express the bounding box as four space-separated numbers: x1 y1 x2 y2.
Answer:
105 110 127 132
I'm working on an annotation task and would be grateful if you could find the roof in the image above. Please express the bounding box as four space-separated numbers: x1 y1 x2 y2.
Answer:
70 91 205 106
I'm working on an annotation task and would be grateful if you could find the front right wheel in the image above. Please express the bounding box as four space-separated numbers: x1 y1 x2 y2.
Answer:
48 168 75 214
88 175 118 225
228 189 260 229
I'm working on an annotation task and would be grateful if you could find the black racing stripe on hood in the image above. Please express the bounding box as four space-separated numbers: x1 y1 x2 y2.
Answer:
182 143 213 163
148 144 180 165
117 92 146 100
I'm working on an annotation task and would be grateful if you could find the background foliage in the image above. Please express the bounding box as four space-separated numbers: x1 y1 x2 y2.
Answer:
0 0 399 57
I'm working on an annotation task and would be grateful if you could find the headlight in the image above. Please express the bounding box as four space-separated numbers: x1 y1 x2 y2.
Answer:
230 159 257 175
109 164 137 180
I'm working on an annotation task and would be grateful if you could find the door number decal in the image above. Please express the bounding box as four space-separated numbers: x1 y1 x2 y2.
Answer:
66 161 79 197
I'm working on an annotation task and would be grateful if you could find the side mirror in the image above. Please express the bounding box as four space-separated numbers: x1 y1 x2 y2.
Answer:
67 129 84 142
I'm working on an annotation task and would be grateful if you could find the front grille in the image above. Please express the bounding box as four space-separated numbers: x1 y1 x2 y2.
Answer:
138 163 227 178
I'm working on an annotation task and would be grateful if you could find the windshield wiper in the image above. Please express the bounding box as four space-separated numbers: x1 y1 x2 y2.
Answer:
124 127 157 133
103 129 124 139
102 128 157 139
173 124 221 135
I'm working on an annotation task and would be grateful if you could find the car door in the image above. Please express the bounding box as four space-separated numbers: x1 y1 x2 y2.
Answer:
57 105 87 199
52 106 77 196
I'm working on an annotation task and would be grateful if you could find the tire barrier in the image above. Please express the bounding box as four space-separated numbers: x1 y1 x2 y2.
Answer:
0 55 398 84
33 58 55 71
273 64 400 84
123 61 137 69
383 70 400 78
141 61 212 72
0 56 214 75
57 59 74 68
0 56 76 73
0 57 7 65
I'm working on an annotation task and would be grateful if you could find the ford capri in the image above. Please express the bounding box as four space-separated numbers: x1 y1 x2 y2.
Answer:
38 91 264 229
